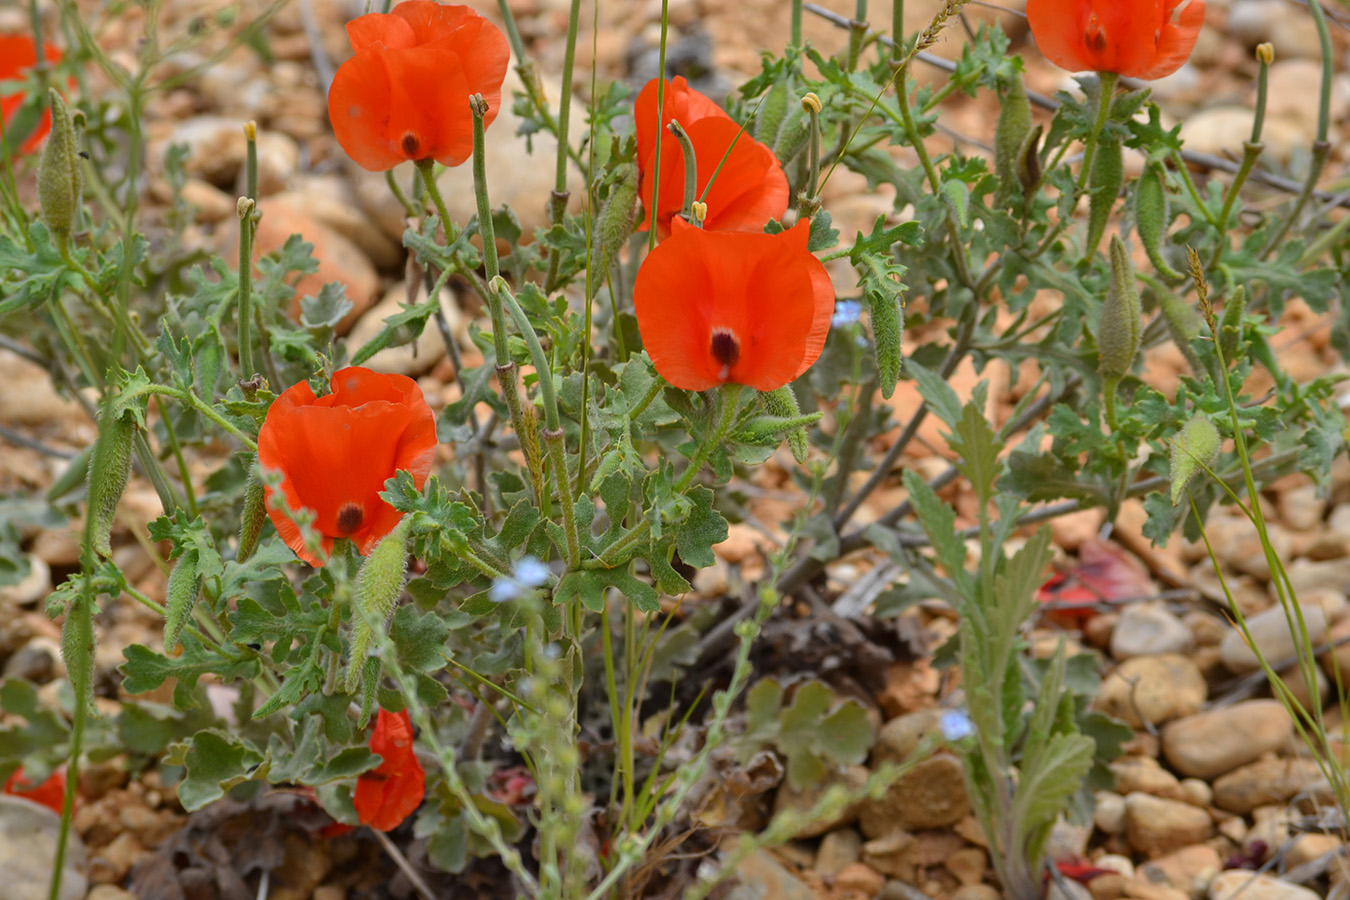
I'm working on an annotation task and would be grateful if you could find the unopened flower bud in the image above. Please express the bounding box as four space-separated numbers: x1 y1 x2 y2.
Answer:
597 161 639 264
87 408 137 559
1217 285 1246 365
345 515 413 693
754 79 790 145
800 92 822 114
1159 292 1206 375
237 463 267 563
760 386 813 462
1134 161 1180 280
773 101 812 164
1098 236 1142 381
37 89 83 245
1170 413 1221 503
1086 135 1124 257
994 72 1033 202
1256 43 1274 66
163 550 201 651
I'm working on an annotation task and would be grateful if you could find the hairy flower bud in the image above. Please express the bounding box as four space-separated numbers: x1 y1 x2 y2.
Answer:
994 72 1033 203
759 386 816 462
1158 292 1206 375
87 409 137 559
345 515 413 693
163 550 201 651
237 463 267 563
773 100 811 165
1217 285 1246 365
1086 135 1124 257
37 89 83 245
1170 413 1221 503
1134 161 1180 280
1098 236 1142 381
597 161 639 264
754 79 790 145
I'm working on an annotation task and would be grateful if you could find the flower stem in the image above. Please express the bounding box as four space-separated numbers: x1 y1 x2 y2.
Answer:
546 428 581 569
236 198 256 378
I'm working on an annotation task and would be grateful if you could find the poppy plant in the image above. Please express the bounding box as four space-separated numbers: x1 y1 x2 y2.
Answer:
634 218 834 392
634 77 789 241
353 708 426 831
327 0 510 171
257 367 436 566
0 34 62 156
1025 0 1206 81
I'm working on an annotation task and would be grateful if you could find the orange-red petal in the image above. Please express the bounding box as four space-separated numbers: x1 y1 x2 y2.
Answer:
1025 0 1205 80
257 367 436 566
354 708 426 832
634 220 834 392
639 116 790 240
328 2 509 171
0 35 62 156
633 76 730 172
634 77 786 240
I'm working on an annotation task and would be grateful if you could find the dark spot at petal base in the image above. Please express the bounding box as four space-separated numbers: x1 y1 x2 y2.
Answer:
401 133 420 158
336 502 364 536
710 329 740 369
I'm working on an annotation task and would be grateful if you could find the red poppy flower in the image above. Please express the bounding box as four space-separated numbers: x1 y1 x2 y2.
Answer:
353 708 426 831
1025 0 1206 81
257 367 436 566
4 767 66 814
634 218 834 392
634 77 789 241
1 34 62 156
327 0 510 171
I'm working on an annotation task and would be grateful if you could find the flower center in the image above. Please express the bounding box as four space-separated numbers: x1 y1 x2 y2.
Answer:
336 502 365 536
401 132 420 158
1084 13 1107 55
710 328 740 381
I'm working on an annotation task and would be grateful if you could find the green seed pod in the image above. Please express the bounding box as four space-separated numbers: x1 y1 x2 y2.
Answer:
1097 236 1142 381
755 80 791 145
773 100 812 166
237 463 267 563
86 410 136 559
1085 136 1124 258
1170 413 1221 504
598 161 639 264
994 72 1033 203
1158 291 1206 375
757 386 820 462
37 89 83 246
345 516 413 694
163 550 201 651
868 288 905 400
1217 285 1246 365
1135 161 1181 280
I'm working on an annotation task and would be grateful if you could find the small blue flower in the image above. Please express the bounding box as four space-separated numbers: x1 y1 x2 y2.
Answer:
513 556 550 588
489 556 551 603
832 299 863 328
939 709 974 742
